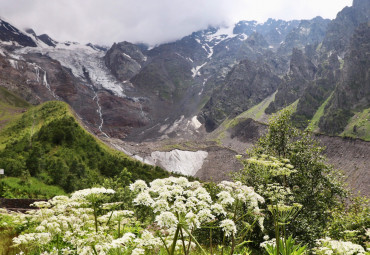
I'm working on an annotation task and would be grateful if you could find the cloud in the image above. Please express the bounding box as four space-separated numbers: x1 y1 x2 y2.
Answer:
0 0 352 46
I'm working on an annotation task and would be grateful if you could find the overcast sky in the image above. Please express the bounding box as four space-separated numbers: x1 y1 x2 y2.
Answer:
0 0 352 46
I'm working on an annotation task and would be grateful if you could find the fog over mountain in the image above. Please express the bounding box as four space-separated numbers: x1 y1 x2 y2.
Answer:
0 0 351 45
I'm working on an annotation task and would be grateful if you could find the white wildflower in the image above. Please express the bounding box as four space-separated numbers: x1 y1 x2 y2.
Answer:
130 180 148 192
220 219 237 237
153 199 170 213
111 232 136 248
211 203 227 216
132 248 145 255
185 212 201 229
197 209 215 222
217 191 235 205
133 191 154 206
155 212 178 229
71 187 115 199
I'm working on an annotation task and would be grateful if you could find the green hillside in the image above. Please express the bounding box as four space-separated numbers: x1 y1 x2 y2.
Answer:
0 86 30 130
306 91 334 132
0 97 168 195
340 108 370 141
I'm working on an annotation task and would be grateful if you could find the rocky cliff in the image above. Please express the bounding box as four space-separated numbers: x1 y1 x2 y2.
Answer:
319 23 370 134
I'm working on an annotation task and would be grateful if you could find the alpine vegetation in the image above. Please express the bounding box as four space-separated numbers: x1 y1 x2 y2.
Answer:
3 178 265 255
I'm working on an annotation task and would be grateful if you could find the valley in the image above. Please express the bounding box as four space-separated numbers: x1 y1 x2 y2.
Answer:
0 0 369 198
0 1 369 253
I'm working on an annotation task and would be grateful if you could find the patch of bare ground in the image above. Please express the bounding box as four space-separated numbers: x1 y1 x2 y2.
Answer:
195 146 243 182
315 134 370 197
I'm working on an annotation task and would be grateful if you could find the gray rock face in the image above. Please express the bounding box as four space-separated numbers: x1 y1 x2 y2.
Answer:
319 22 370 134
37 34 57 47
199 59 281 132
234 19 300 48
265 48 317 114
104 41 147 81
278 17 330 55
322 0 370 54
292 53 341 128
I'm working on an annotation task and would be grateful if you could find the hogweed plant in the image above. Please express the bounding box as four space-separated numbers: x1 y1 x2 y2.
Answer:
238 155 307 255
10 188 142 254
129 177 265 255
3 177 266 255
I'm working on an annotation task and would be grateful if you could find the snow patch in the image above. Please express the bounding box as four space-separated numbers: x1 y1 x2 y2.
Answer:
159 124 169 133
191 62 207 77
164 115 185 134
0 48 5 56
239 34 248 40
8 59 18 69
190 116 202 129
122 52 132 59
151 149 208 176
205 25 236 43
187 57 193 62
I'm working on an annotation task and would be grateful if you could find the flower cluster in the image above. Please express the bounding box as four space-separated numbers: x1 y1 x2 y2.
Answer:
7 178 266 255
131 177 215 232
313 237 366 255
10 187 139 255
247 155 297 177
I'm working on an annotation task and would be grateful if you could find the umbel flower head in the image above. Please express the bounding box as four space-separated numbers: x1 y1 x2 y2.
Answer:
71 187 115 199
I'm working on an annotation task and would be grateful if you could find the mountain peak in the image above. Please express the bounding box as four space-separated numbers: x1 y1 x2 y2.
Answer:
0 19 37 47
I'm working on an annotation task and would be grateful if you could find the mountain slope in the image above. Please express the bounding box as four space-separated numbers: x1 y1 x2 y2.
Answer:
0 100 168 192
199 59 281 131
319 22 370 136
0 86 30 129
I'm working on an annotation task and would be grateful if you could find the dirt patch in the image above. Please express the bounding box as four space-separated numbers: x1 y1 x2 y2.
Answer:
315 134 370 197
0 198 46 212
195 146 243 182
230 118 267 142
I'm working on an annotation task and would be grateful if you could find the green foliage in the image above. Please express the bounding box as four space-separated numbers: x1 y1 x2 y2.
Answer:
264 236 307 255
340 108 370 141
0 177 66 198
306 91 334 132
0 101 169 195
0 86 30 108
319 107 353 135
236 108 347 244
326 196 370 247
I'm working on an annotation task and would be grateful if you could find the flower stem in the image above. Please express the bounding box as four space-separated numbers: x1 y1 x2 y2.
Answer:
180 227 187 255
170 225 181 255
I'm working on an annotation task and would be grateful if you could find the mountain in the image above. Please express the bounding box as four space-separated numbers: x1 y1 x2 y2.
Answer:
0 19 36 47
0 0 369 196
233 19 300 48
